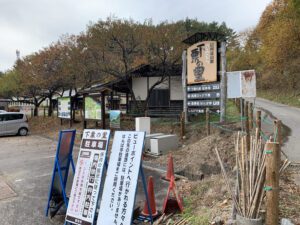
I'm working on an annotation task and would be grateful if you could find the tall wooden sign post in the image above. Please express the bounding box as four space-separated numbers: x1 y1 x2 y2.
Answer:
182 32 227 120
182 50 188 123
220 42 227 123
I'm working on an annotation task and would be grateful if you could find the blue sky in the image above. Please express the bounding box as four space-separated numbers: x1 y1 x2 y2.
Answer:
0 0 271 72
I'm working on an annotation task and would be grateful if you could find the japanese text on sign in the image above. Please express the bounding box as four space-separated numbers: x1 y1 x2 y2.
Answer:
65 129 110 225
97 131 145 225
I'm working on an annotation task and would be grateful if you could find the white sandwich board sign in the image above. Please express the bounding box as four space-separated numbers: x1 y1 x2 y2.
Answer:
96 131 145 225
65 129 111 225
227 70 256 98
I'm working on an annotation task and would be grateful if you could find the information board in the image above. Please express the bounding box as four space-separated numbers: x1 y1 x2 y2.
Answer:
66 129 111 225
85 96 102 120
187 82 220 92
109 110 121 129
187 41 217 84
187 100 220 107
96 131 145 225
227 70 256 98
187 91 220 99
241 70 256 98
58 97 71 119
186 82 221 114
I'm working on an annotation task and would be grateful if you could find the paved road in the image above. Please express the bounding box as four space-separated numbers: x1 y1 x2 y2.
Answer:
0 135 168 225
253 97 300 162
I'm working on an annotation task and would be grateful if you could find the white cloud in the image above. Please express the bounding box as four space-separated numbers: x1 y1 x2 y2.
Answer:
0 0 271 72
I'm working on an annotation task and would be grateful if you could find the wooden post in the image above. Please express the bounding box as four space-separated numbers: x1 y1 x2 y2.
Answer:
101 92 106 129
265 141 280 225
182 50 188 123
244 101 250 152
256 110 262 140
249 102 253 131
220 42 227 123
180 111 185 140
126 92 129 114
274 120 282 145
206 108 210 136
241 98 245 117
43 107 46 117
274 120 282 165
237 98 241 113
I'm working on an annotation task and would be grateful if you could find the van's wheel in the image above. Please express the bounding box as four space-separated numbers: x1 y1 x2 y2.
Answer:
18 128 28 136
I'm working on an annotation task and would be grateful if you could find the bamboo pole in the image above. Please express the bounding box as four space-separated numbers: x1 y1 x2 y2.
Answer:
245 102 250 152
265 142 280 225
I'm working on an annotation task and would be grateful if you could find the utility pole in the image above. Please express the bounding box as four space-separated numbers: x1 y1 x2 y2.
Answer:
220 42 227 123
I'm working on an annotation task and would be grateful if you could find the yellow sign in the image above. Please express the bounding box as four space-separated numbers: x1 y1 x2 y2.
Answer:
187 41 217 84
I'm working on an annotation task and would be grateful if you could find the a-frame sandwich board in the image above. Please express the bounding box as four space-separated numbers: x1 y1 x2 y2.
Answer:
65 129 111 225
45 129 76 218
96 131 154 225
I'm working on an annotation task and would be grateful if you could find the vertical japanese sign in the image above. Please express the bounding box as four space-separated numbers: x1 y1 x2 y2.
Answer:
109 110 121 129
66 129 111 225
58 97 71 119
187 41 217 84
96 131 145 225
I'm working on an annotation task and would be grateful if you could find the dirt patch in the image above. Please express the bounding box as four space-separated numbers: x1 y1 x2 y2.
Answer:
146 132 236 181
0 178 17 201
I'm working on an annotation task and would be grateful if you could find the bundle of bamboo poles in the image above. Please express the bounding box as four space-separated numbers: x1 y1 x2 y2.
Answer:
153 214 192 225
215 129 266 219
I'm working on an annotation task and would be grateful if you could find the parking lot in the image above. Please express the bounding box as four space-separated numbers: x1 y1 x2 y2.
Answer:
0 135 168 225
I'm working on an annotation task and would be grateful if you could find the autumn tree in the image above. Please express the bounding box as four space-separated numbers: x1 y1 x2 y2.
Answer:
85 18 148 110
14 56 46 116
0 70 22 99
142 22 186 109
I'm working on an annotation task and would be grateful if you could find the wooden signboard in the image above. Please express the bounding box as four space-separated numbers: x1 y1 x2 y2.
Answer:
187 41 217 84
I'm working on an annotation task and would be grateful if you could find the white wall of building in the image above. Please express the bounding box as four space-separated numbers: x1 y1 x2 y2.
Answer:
132 76 183 101
170 76 183 100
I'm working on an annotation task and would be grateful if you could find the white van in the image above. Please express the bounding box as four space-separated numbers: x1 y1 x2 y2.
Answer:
0 112 29 136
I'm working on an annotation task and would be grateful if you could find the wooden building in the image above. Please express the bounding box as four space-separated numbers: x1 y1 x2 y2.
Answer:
82 64 184 117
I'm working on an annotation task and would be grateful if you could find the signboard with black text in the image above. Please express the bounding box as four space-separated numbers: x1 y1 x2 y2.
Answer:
65 129 111 225
187 41 217 84
96 131 145 225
